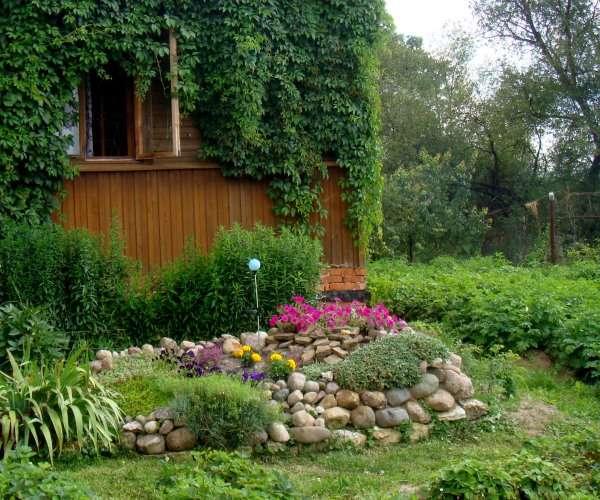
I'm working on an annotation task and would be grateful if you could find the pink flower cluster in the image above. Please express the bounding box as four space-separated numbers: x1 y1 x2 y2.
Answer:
269 296 407 334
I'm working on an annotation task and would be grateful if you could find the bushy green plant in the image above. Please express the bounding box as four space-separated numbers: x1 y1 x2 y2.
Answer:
169 374 279 450
0 304 69 370
157 450 295 499
208 225 322 335
334 333 449 391
0 221 130 344
369 257 600 380
0 350 123 462
0 447 91 500
301 362 330 381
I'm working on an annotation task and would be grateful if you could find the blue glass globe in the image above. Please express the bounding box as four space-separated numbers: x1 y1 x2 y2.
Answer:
248 258 261 272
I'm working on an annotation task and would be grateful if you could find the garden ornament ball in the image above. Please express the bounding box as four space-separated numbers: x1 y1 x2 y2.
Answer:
248 258 261 272
249 258 261 332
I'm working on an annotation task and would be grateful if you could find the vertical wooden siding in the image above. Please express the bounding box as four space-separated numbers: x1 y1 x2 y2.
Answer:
58 166 361 270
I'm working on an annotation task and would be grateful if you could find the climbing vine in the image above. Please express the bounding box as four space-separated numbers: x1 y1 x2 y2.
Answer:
0 0 384 242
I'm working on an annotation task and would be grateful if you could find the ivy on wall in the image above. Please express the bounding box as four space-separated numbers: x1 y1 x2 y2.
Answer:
0 0 384 243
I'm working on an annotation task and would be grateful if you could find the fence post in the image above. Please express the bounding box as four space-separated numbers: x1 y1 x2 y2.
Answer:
548 192 560 264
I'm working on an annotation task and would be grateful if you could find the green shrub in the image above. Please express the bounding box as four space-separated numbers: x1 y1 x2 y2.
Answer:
301 362 330 381
0 350 122 462
0 304 69 370
0 447 91 499
158 450 296 499
209 225 322 335
369 257 600 380
0 221 130 345
169 374 279 450
334 333 449 391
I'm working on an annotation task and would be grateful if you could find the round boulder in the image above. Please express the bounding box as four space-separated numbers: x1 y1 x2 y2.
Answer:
293 410 315 428
404 400 431 424
320 394 337 409
166 427 198 451
385 388 411 407
360 391 386 409
409 373 439 399
333 430 366 447
425 389 455 411
137 434 165 455
336 390 360 410
267 422 290 443
323 407 351 429
288 372 307 392
442 370 474 400
290 426 331 444
351 405 376 429
287 390 304 407
375 407 409 428
304 381 320 393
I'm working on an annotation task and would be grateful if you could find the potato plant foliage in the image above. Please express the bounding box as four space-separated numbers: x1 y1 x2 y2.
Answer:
0 0 384 242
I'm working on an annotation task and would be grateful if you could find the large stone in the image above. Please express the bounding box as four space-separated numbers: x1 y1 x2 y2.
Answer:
409 373 440 399
90 360 103 374
303 381 320 393
437 405 467 422
325 382 340 394
449 353 462 368
404 400 431 424
425 389 455 411
293 410 315 428
160 337 178 352
287 390 304 407
336 390 360 410
290 402 305 414
360 391 386 409
166 427 198 451
295 335 313 346
240 331 268 352
273 388 290 402
375 407 409 428
222 337 242 354
180 340 195 351
303 392 319 404
385 388 411 407
137 434 165 455
320 394 337 409
144 420 160 434
96 350 112 361
442 370 474 400
351 405 376 429
409 423 430 443
323 407 351 429
333 430 366 447
301 349 316 364
122 421 143 433
428 367 446 383
153 407 174 421
250 430 269 445
315 345 332 360
372 428 402 444
159 420 174 435
323 355 342 365
267 422 290 443
121 432 137 450
290 426 331 444
461 399 488 420
288 372 307 392
142 344 155 356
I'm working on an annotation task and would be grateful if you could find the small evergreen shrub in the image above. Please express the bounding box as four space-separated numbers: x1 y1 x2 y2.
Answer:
334 333 449 391
169 374 279 450
0 304 69 370
0 447 90 500
158 450 295 499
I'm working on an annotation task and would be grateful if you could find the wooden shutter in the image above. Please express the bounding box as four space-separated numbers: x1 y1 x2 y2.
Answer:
135 30 181 159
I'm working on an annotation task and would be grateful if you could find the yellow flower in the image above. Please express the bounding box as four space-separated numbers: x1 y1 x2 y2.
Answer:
251 353 262 363
233 349 243 359
287 359 297 370
242 345 252 353
270 353 283 362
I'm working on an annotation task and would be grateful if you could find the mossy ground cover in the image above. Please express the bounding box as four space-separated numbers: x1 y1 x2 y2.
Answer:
58 362 600 499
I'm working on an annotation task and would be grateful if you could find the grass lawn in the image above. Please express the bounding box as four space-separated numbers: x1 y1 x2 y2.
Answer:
58 364 600 499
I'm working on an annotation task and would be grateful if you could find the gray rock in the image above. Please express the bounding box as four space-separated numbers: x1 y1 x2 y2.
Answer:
96 350 112 361
372 428 401 444
267 422 290 443
136 434 165 454
333 430 366 447
240 331 268 352
323 354 342 365
159 337 178 352
425 389 455 411
323 407 351 429
385 388 411 406
449 353 462 368
142 344 155 356
293 410 315 427
121 432 137 450
320 394 337 410
442 370 474 400
135 415 147 425
153 407 174 421
404 400 431 424
325 382 340 394
250 430 269 445
336 390 360 410
304 381 320 393
410 373 440 399
123 421 143 433
159 420 174 435
460 399 488 420
180 340 195 351
303 392 319 404
290 426 331 444
276 380 287 389
287 390 304 407
375 407 410 428
351 405 376 429
360 391 386 409
315 417 325 427
428 367 446 383
301 349 316 364
90 360 103 374
437 405 467 422
288 372 306 392
144 420 160 434
166 427 198 451
290 402 305 414
222 337 242 354
273 388 290 402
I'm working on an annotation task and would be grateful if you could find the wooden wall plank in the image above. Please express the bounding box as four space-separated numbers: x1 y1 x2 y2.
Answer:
146 171 160 270
192 169 208 253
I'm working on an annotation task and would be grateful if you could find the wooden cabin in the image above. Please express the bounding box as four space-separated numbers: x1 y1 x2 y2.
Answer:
55 33 366 296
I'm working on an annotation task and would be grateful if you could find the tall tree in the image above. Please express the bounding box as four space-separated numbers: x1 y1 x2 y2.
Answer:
472 0 600 187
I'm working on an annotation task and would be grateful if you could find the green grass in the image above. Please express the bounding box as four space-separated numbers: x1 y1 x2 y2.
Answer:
58 363 600 499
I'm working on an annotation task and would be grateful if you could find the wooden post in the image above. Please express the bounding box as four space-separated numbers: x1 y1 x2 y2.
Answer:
548 192 559 264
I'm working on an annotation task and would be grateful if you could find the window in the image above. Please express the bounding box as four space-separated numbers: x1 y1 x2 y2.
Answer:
67 30 180 161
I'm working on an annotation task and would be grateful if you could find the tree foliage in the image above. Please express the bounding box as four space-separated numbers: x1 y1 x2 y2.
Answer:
0 0 385 242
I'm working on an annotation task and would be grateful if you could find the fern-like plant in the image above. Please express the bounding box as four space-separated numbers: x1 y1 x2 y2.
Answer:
0 350 123 462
